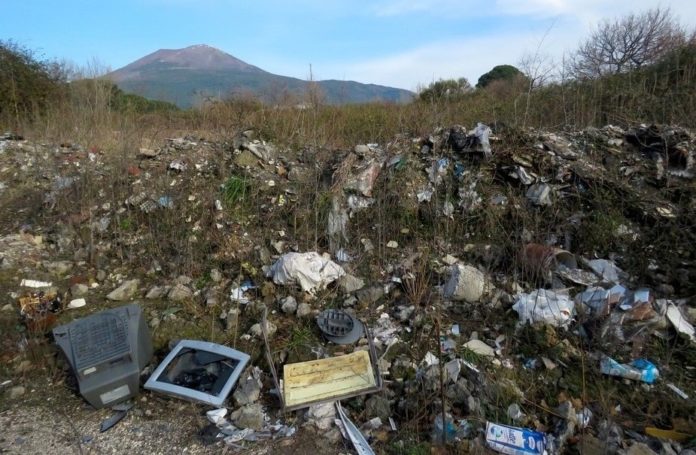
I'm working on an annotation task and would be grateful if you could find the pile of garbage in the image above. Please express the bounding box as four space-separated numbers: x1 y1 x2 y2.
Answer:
0 122 695 454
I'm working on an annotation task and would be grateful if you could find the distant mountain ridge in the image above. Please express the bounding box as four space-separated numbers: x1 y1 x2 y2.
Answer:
107 45 413 107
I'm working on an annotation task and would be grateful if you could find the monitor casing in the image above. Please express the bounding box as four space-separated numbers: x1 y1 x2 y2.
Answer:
53 304 152 409
144 339 250 406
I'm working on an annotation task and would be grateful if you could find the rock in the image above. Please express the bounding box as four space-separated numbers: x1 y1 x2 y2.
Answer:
463 339 495 357
395 305 415 322
2 304 14 312
70 283 89 297
233 370 262 405
306 402 336 430
365 395 391 420
626 443 659 455
281 296 298 314
67 298 86 309
231 404 264 430
210 268 223 283
443 264 485 303
96 270 107 281
139 147 158 158
526 183 552 206
338 273 365 294
45 260 72 276
356 285 384 305
354 144 371 156
107 279 140 301
386 240 398 248
296 303 312 318
249 321 277 338
9 386 25 399
145 286 167 299
174 275 193 286
204 289 218 306
167 283 193 301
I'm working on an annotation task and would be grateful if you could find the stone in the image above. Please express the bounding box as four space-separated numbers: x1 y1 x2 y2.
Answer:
365 395 391 420
231 404 264 430
139 147 158 158
233 370 262 406
249 321 277 338
395 305 415 322
45 260 73 276
204 289 218 306
306 402 336 431
70 283 89 297
526 183 552 206
167 283 193 302
67 298 86 309
356 285 384 306
9 386 25 399
145 286 167 299
443 264 485 303
338 273 365 294
280 296 298 314
210 268 223 283
296 303 312 318
626 443 659 455
386 240 398 248
463 339 495 357
2 304 14 312
354 144 371 156
107 279 140 301
174 275 193 286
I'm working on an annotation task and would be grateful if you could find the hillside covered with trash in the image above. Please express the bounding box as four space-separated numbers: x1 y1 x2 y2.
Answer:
1 121 695 455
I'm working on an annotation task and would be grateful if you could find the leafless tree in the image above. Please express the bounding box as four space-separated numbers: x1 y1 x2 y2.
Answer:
570 7 687 78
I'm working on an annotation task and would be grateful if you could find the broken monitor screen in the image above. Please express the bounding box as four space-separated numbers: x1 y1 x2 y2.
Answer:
144 340 250 406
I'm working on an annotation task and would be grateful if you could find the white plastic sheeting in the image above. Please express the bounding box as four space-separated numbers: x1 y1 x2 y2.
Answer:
267 252 345 294
512 289 575 327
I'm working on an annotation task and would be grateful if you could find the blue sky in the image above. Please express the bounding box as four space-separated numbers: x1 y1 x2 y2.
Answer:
2 0 695 91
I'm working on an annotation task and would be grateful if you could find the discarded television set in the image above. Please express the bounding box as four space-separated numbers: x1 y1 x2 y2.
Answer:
144 340 250 406
53 304 152 409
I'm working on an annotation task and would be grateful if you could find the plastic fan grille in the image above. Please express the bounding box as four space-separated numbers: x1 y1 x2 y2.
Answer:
70 313 130 370
317 309 354 337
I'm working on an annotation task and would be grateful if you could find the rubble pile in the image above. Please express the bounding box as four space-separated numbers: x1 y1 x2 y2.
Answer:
0 123 695 454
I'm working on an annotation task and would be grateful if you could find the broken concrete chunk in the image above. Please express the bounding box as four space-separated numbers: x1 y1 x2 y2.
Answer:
338 274 365 294
167 283 193 301
231 404 265 430
443 264 486 303
106 279 140 301
526 183 552 206
463 339 495 357
250 320 277 338
280 295 298 314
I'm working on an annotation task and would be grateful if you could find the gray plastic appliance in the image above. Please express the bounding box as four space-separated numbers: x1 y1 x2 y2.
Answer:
53 304 152 408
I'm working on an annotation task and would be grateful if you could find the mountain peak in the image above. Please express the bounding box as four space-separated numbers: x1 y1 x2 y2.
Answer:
107 45 414 108
110 45 264 76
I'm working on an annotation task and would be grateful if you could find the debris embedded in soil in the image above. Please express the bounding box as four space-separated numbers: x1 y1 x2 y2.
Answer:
1 123 695 453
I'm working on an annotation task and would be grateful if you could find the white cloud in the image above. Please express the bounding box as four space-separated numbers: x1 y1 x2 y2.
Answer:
314 23 583 90
323 0 696 89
